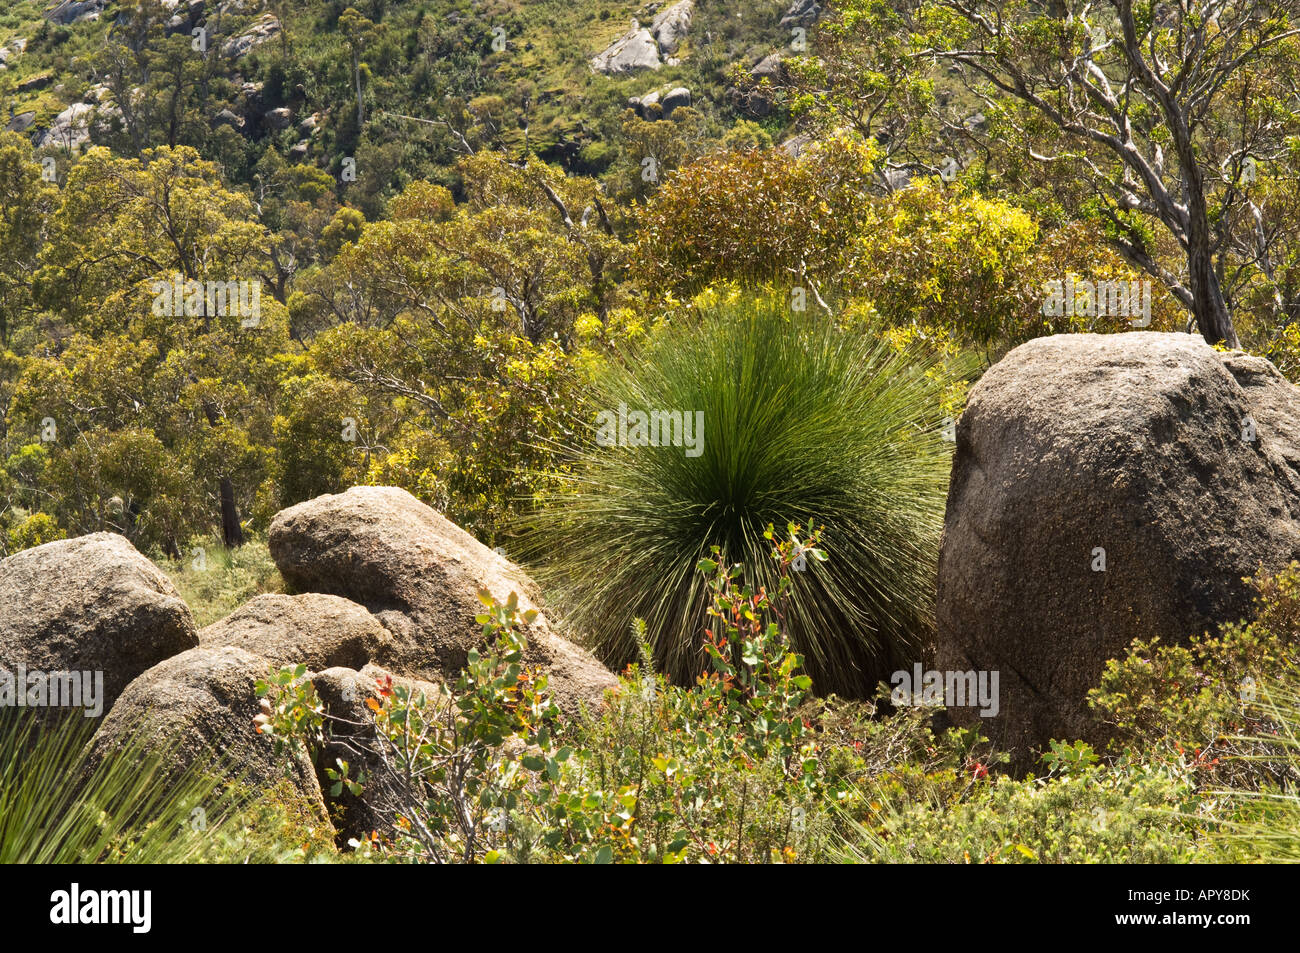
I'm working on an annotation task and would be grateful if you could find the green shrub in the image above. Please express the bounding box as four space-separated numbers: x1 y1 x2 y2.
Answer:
527 292 960 696
6 511 65 552
264 529 897 863
839 758 1205 864
1089 563 1300 792
259 590 568 864
1083 563 1300 862
262 522 1224 865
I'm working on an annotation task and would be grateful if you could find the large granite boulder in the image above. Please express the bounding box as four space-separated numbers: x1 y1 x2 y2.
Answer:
35 102 94 150
222 13 281 57
0 533 197 717
591 22 661 74
651 0 693 55
661 86 691 116
87 646 328 825
46 1 107 25
936 332 1300 769
779 0 823 28
268 486 616 717
199 592 394 672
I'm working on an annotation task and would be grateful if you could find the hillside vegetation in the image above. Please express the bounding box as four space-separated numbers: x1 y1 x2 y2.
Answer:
2 0 1300 868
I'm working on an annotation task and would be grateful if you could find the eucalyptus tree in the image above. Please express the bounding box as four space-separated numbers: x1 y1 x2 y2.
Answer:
799 0 1300 347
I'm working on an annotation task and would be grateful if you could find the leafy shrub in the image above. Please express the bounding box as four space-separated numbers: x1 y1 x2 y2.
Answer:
272 374 366 508
840 757 1204 864
263 529 926 863
6 511 65 553
634 137 879 296
263 525 1209 866
527 292 959 696
1089 563 1300 792
636 138 1179 350
259 590 566 863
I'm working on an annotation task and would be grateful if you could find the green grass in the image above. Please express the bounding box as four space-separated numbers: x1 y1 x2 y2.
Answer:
1214 679 1300 862
161 535 282 628
0 706 346 863
527 293 962 695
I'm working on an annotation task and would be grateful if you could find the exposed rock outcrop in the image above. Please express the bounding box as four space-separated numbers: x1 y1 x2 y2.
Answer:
651 0 693 55
591 22 662 74
199 592 393 672
264 106 293 130
779 0 823 28
87 646 328 824
5 111 36 134
222 12 280 57
35 102 94 150
46 0 107 26
630 85 692 119
661 86 691 116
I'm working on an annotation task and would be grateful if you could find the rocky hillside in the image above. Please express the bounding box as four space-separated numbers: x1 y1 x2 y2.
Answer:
1 0 814 202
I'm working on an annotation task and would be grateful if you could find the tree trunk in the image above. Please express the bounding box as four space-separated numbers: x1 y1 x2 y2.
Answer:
1189 258 1238 348
200 395 245 548
219 475 244 547
353 52 364 129
1185 194 1240 348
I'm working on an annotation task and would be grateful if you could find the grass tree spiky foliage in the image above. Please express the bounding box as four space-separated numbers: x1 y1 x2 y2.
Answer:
0 710 241 863
528 294 960 696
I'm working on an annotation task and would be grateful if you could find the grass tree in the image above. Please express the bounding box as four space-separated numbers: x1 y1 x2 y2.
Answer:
0 710 241 863
528 294 961 696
